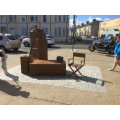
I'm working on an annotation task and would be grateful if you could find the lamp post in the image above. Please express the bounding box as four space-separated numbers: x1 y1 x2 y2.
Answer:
72 15 76 51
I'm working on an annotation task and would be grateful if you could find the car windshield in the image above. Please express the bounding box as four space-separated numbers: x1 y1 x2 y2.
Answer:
47 35 53 38
7 35 16 40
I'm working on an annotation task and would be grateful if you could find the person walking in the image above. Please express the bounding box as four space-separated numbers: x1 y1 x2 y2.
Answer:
108 35 120 71
0 49 8 74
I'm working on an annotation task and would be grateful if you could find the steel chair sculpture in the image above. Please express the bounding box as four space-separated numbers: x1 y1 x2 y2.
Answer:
68 52 86 77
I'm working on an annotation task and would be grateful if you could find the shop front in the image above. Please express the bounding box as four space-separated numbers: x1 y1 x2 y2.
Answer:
101 29 120 37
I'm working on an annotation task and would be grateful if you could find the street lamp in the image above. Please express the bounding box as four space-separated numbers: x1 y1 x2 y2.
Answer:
72 15 76 51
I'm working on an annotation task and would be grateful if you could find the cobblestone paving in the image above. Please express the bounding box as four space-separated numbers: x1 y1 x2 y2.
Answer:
0 65 106 93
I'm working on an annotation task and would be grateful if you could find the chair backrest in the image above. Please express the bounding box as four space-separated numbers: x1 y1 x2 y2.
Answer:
73 52 85 58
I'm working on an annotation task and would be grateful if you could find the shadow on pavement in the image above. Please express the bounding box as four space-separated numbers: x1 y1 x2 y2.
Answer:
48 46 61 49
24 70 112 86
0 79 30 98
28 97 71 105
94 51 114 57
6 73 19 82
6 50 28 55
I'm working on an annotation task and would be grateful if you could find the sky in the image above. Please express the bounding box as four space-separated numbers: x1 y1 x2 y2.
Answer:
69 15 120 27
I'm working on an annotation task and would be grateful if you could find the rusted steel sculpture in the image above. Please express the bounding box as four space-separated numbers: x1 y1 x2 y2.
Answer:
20 25 66 76
29 60 66 76
29 25 48 60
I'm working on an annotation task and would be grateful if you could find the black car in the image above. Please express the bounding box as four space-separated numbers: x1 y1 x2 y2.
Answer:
76 36 82 41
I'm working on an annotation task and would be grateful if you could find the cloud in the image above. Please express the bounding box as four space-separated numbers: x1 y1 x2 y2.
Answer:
88 16 102 22
104 18 110 21
69 19 73 27
76 19 82 26
69 18 82 27
96 17 102 21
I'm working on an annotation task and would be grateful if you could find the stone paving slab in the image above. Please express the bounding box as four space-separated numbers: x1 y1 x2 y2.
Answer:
0 65 106 93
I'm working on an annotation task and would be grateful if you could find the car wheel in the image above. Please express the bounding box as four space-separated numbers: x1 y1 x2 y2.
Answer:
13 48 19 52
24 42 29 47
0 46 6 52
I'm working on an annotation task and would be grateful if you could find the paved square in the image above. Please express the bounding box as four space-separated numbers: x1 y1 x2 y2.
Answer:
0 65 106 93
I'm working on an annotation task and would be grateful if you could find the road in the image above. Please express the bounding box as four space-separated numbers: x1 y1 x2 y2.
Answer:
5 38 95 54
19 38 94 53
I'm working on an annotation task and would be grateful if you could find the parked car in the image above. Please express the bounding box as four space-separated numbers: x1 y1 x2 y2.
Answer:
22 35 55 47
46 35 55 47
91 36 97 39
0 33 21 52
104 36 114 41
76 36 82 41
19 36 29 42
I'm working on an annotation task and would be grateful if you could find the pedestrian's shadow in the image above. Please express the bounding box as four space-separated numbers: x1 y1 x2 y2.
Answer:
6 73 19 82
0 79 30 98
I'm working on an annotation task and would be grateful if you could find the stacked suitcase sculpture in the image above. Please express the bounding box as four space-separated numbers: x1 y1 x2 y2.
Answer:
20 25 66 76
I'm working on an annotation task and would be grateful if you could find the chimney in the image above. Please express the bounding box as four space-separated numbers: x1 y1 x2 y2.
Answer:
81 23 84 26
93 19 96 22
86 21 89 24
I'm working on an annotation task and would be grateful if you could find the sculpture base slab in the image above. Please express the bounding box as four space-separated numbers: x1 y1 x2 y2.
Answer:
29 60 66 76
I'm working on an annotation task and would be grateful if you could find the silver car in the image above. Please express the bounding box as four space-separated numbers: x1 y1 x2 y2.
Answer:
22 35 55 47
0 33 21 52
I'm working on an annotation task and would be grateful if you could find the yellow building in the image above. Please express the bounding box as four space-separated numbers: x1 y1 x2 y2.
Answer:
99 17 120 37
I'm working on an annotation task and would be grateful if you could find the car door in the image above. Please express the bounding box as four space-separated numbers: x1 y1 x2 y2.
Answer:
6 35 20 46
0 35 7 46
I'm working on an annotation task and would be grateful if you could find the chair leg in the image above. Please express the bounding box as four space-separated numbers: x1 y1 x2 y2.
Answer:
75 67 83 76
69 66 78 77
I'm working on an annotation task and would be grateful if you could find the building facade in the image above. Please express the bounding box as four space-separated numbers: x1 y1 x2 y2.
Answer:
0 15 69 42
98 17 120 37
76 19 101 38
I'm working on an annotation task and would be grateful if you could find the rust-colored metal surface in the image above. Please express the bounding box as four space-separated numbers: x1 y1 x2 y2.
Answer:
56 56 63 63
29 60 66 76
20 25 66 76
29 25 47 60
20 56 30 74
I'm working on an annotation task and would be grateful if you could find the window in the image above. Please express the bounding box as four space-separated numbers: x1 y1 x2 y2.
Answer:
63 28 65 35
43 15 47 22
58 28 61 35
9 15 13 22
14 28 18 35
0 36 3 40
42 27 48 35
10 28 14 34
55 28 57 35
22 16 26 22
22 28 27 35
63 15 66 22
30 15 34 22
55 15 57 22
6 35 16 40
1 16 4 23
14 15 17 22
59 16 61 22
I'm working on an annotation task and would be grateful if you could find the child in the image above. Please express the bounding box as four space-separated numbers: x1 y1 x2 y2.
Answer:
0 49 8 74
